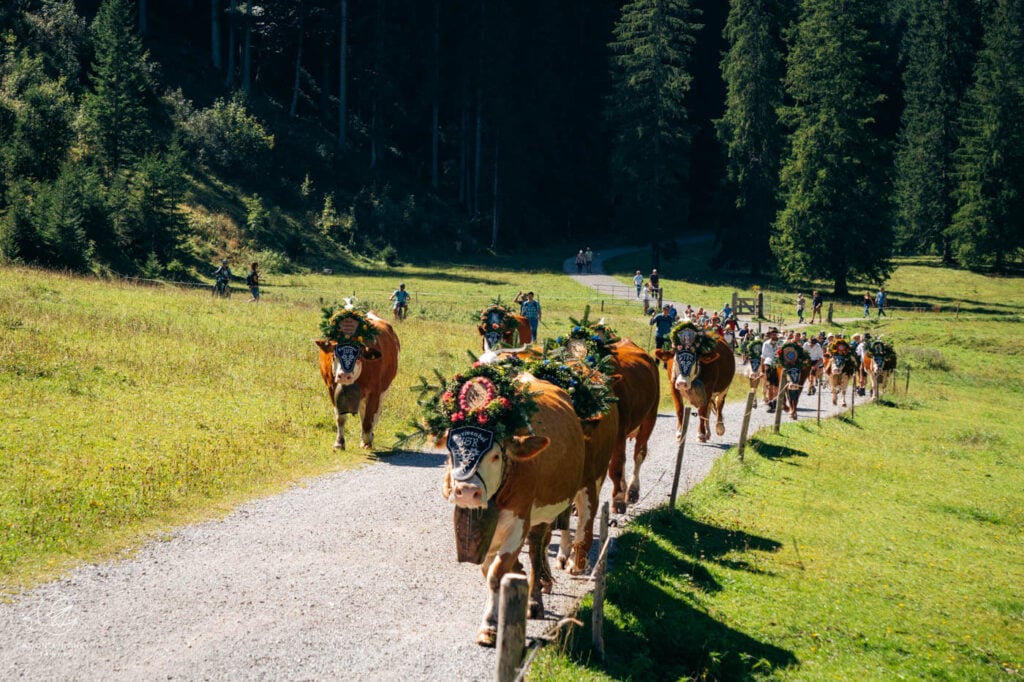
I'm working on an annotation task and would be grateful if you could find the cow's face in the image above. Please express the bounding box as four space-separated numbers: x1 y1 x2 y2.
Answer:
443 426 549 509
830 354 848 374
324 341 382 386
480 311 505 351
672 349 700 390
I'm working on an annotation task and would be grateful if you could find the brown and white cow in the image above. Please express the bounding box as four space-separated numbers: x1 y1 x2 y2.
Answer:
863 340 897 398
601 340 659 514
774 343 811 420
656 338 735 443
477 306 532 352
314 312 400 449
441 375 585 646
824 344 858 407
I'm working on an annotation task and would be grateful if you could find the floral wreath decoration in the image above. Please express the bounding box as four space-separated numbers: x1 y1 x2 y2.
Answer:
774 341 812 369
545 326 613 367
475 299 521 336
319 306 380 346
666 320 720 355
827 338 854 357
522 358 616 421
401 359 538 447
740 336 762 359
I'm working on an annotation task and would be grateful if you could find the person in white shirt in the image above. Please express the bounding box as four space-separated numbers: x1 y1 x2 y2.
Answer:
804 336 824 395
760 328 780 412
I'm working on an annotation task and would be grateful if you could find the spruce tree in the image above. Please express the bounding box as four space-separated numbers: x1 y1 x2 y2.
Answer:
80 0 152 174
606 0 702 238
893 0 980 258
773 0 894 295
714 0 786 274
949 0 1024 271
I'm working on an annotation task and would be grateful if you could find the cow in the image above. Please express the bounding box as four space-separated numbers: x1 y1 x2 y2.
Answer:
864 340 897 398
774 342 811 420
824 340 858 407
600 340 659 514
314 311 400 449
656 337 735 443
477 304 532 352
440 374 585 646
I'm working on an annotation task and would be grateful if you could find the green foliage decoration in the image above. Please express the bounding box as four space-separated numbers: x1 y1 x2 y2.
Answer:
666 320 720 355
319 307 379 346
522 358 617 421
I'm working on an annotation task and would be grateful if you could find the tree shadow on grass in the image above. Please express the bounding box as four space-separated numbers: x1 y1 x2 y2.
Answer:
746 437 809 461
563 507 796 680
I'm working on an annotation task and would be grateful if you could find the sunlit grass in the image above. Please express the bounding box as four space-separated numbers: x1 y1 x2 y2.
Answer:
531 262 1024 680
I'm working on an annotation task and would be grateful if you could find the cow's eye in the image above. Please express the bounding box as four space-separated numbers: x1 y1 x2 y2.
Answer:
491 454 500 463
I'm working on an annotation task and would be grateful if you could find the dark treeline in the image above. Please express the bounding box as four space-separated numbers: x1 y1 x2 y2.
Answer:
1 0 1022 288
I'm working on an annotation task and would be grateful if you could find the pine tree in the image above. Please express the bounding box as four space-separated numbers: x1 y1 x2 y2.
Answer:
606 0 702 238
949 0 1024 271
714 0 786 274
80 0 153 174
773 0 894 296
893 0 981 258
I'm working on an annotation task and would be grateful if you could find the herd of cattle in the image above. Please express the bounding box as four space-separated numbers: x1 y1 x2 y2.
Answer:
314 303 896 645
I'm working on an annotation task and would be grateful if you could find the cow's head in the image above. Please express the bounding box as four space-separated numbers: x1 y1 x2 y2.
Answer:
441 425 549 509
315 340 382 386
829 353 848 374
478 308 511 352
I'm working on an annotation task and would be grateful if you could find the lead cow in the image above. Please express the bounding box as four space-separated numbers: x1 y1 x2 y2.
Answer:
435 370 585 646
655 326 734 443
314 310 399 449
477 303 532 351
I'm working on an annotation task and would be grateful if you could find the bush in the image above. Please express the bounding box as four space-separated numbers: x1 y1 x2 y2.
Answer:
180 95 274 175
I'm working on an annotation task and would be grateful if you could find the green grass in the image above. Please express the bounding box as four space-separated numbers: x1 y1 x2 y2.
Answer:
0 258 665 591
531 264 1024 680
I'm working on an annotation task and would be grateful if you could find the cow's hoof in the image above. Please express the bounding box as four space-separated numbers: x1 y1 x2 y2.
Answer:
715 423 725 436
627 485 640 504
698 435 709 443
556 554 569 571
613 498 627 514
528 599 544 619
675 429 683 442
333 441 345 450
476 627 497 647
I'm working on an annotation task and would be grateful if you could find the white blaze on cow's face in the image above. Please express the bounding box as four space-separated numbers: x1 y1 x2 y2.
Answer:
446 426 503 509
672 349 699 391
332 343 364 385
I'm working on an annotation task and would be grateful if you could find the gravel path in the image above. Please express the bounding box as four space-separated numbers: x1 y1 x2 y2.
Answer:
0 247 851 681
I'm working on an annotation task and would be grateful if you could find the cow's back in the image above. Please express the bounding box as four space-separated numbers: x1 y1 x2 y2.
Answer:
702 339 736 393
608 339 659 433
362 312 400 391
494 378 585 513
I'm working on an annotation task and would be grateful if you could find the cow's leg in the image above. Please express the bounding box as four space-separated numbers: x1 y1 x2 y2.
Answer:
532 525 557 592
333 407 347 449
714 394 727 436
627 415 656 505
359 388 388 449
526 523 554 618
477 516 527 647
698 408 710 442
569 482 598 575
607 439 628 514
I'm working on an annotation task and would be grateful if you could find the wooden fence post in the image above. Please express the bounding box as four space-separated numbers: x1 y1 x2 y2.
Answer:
905 366 910 394
827 302 834 324
669 408 691 508
849 380 856 418
773 382 784 433
496 574 528 682
592 502 610 661
816 376 822 425
737 391 756 461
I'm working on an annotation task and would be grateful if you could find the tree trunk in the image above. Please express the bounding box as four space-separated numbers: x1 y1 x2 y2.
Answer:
472 0 486 217
458 104 467 207
225 0 236 87
138 0 147 35
491 138 499 250
211 0 222 70
290 0 306 117
431 0 440 189
242 0 253 95
338 0 348 148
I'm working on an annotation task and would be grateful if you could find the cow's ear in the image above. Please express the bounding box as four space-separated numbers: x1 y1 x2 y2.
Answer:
314 339 334 353
506 435 550 461
654 349 674 361
362 347 382 360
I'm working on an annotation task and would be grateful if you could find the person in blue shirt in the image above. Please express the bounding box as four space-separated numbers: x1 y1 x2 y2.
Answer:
390 283 411 320
650 305 674 353
515 291 542 338
875 287 887 318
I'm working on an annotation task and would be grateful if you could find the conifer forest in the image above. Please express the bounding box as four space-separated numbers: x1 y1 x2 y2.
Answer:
1 0 1022 291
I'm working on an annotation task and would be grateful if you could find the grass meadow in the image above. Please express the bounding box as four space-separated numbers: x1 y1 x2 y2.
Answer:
529 256 1024 680
0 254 663 591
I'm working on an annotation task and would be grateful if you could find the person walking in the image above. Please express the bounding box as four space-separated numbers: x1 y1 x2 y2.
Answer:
649 305 674 355
633 270 644 298
863 291 872 318
584 247 594 273
876 287 887 318
796 293 806 324
575 250 585 274
761 328 781 412
515 291 542 339
245 262 260 303
810 290 823 325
